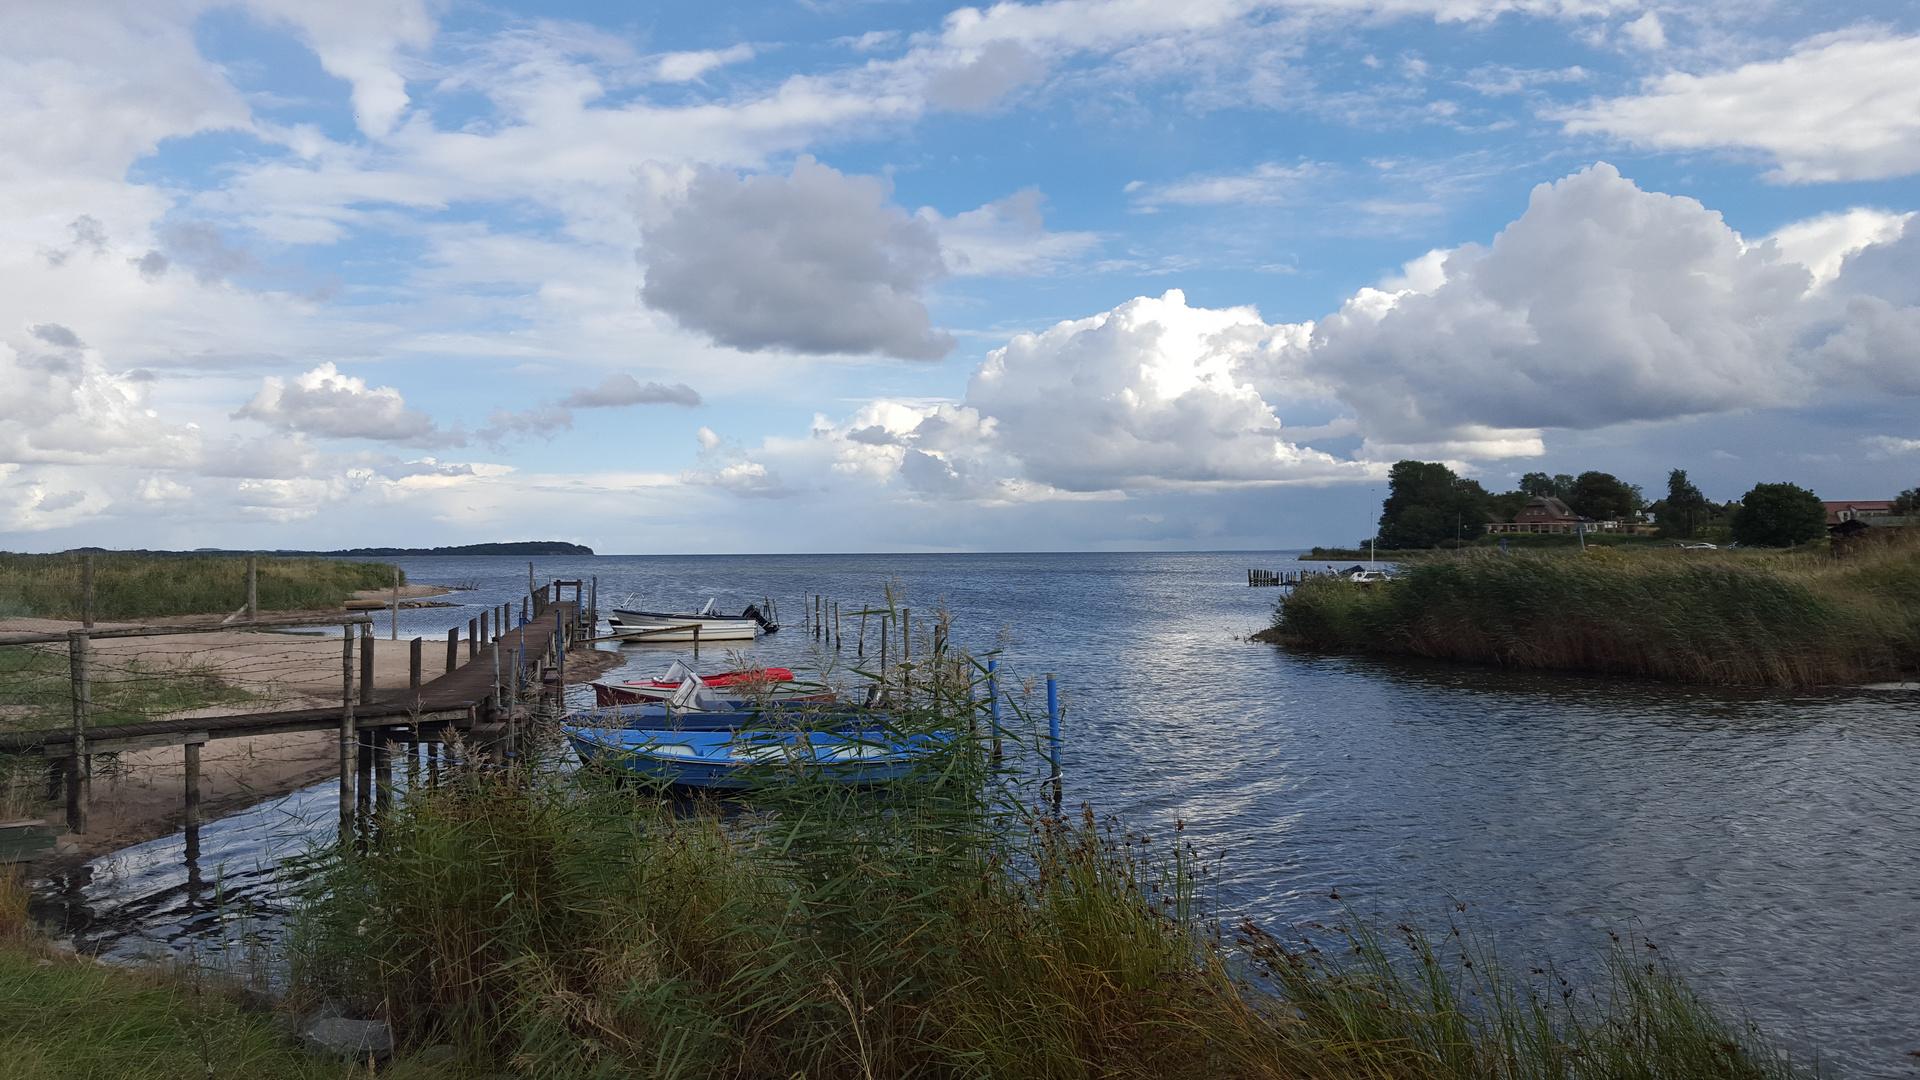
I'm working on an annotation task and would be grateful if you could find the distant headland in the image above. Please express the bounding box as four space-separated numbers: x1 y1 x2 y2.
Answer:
59 541 597 558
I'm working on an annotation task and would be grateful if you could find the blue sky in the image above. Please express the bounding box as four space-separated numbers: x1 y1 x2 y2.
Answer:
3 0 1919 552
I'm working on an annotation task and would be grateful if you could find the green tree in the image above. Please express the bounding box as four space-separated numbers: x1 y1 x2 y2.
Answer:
1377 461 1492 548
1730 483 1828 547
1896 487 1920 515
1658 469 1710 538
1567 471 1643 521
1518 472 1576 499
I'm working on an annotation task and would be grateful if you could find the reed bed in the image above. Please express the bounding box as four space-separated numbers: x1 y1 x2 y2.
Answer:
1273 536 1920 686
0 552 401 621
286 660 1813 1078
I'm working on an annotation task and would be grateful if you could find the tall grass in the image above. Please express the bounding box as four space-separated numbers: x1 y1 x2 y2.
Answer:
1273 538 1920 686
0 552 401 621
0 644 256 732
287 655 1814 1078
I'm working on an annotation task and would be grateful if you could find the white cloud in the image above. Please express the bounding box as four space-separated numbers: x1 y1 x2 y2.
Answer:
1557 31 1920 183
559 373 702 408
1130 162 1319 208
640 157 955 360
1307 164 1815 454
1619 12 1664 50
682 426 795 498
241 0 436 137
654 44 755 83
1769 208 1913 289
234 362 451 444
924 39 1047 110
919 188 1100 276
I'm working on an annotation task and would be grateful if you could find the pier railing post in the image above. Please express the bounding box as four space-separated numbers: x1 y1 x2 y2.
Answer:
359 624 374 706
340 625 356 836
447 627 459 674
468 618 478 658
409 636 422 692
66 630 91 834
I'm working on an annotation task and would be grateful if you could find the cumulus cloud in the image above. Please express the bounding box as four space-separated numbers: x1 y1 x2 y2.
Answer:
234 362 450 444
1307 163 1814 455
682 426 795 498
641 157 955 360
1557 31 1920 183
1768 208 1913 289
925 39 1046 110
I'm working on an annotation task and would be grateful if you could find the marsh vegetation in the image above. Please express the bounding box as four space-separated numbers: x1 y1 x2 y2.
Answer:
0 552 401 621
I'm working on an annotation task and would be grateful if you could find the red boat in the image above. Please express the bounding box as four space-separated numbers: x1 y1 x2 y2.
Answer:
591 664 834 707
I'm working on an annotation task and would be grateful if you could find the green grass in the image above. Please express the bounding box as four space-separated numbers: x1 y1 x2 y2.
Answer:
1270 536 1920 686
0 552 402 621
283 651 1816 1079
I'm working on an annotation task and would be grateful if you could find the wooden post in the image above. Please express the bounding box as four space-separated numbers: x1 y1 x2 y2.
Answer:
391 566 400 640
80 553 94 629
492 639 502 719
589 576 597 635
480 610 490 646
858 610 866 658
879 616 887 676
359 625 374 706
556 610 567 685
409 636 422 691
66 630 90 834
447 627 459 673
691 621 700 660
246 556 257 622
468 618 478 658
902 608 911 664
374 730 392 812
528 561 536 602
340 626 355 835
833 601 840 649
183 741 201 857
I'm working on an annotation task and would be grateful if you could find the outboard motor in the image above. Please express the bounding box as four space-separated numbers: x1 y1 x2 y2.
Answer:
743 603 778 633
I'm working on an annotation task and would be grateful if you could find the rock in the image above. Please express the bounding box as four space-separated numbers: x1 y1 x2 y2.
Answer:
302 1017 393 1059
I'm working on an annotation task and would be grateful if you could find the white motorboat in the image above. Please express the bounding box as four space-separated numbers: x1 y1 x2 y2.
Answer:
605 598 775 642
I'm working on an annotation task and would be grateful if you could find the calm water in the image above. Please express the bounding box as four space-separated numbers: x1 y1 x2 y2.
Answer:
31 552 1920 1077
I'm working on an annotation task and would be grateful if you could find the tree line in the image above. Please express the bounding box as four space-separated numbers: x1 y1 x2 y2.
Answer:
1375 461 1837 549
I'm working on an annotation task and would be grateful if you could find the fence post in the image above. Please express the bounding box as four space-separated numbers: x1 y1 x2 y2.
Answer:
359 625 374 706
66 630 91 834
447 627 459 674
409 636 422 692
81 553 95 629
183 740 201 860
391 567 400 640
340 626 355 835
247 556 257 622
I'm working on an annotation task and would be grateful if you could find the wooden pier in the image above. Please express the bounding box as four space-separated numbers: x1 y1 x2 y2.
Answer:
0 578 595 844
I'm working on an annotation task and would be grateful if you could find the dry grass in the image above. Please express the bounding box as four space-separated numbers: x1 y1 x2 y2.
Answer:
1272 533 1920 686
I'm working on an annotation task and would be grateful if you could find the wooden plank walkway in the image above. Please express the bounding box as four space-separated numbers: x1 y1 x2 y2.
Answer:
0 601 581 755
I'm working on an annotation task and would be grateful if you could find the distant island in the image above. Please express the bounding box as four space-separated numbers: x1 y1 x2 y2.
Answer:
103 541 598 557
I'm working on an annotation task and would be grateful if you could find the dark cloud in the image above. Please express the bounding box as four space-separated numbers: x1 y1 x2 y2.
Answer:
559 373 701 408
641 157 954 361
31 324 83 348
132 250 169 281
162 222 261 282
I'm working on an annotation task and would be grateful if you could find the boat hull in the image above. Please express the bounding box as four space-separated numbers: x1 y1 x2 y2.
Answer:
565 722 937 789
606 608 761 642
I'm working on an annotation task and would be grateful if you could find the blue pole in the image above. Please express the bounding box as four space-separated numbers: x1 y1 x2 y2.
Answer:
1046 674 1061 805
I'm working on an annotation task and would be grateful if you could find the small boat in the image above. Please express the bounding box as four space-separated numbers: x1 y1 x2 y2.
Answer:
564 712 942 789
591 662 832 707
605 598 777 642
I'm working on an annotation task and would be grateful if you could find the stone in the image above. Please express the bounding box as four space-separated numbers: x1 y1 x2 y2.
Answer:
302 1016 393 1059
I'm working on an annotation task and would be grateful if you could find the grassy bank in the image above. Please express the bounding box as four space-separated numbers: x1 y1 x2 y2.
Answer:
0 552 402 621
281 673 1812 1079
1270 535 1920 686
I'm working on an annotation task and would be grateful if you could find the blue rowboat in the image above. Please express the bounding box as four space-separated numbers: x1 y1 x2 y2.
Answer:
564 722 941 789
566 701 881 732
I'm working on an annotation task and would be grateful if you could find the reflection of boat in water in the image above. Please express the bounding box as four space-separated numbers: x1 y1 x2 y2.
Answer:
591 663 833 707
605 598 776 642
563 700 940 789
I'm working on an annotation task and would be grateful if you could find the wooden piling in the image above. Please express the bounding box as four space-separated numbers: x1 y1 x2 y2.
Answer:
468 618 478 658
833 601 840 649
65 630 91 834
359 625 374 706
339 627 355 834
246 556 257 622
446 628 458 674
81 553 94 629
183 740 201 859
391 567 400 640
409 636 423 691
858 609 866 657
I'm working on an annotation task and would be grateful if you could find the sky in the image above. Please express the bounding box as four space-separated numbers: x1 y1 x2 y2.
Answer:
4 0 1919 554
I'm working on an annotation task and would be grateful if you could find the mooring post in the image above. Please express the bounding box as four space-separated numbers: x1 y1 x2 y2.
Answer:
391 566 400 640
480 610 490 647
528 561 535 603
556 609 567 686
987 658 1002 761
409 636 422 692
833 601 841 650
80 552 95 629
339 626 355 836
246 555 257 622
359 624 374 707
468 618 478 658
66 630 91 834
447 627 459 674
589 576 597 634
1047 674 1062 808
858 610 866 658
183 739 202 860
